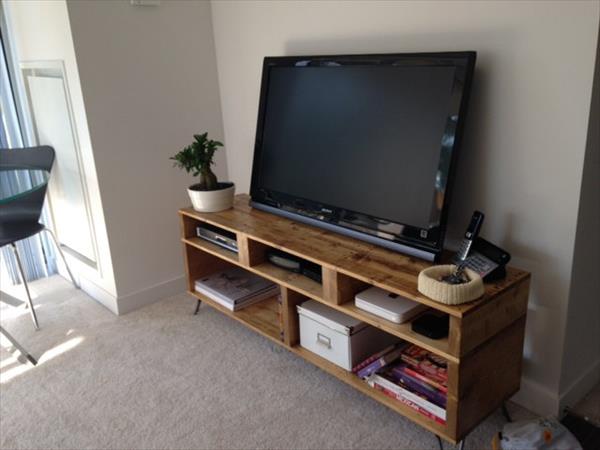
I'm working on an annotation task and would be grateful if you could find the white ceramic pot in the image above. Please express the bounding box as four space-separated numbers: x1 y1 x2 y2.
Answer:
188 183 235 212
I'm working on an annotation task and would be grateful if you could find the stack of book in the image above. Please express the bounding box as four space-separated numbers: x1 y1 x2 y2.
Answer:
352 342 408 379
194 267 279 311
355 343 448 424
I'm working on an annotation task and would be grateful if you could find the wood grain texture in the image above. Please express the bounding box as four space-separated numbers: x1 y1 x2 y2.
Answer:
183 237 239 265
252 262 323 301
183 243 232 292
457 277 530 355
323 267 369 305
237 234 251 267
281 287 306 346
245 237 270 267
180 212 198 240
335 302 457 363
179 195 530 318
179 200 531 445
190 290 282 344
454 317 526 440
445 361 460 440
290 346 452 441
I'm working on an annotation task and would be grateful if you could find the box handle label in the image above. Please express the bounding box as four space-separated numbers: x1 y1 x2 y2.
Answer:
316 333 332 349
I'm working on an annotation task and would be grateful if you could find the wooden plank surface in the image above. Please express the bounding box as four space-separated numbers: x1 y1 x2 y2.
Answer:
290 346 454 442
180 195 530 318
182 237 239 265
337 302 457 363
183 243 232 292
191 290 282 344
180 203 530 445
323 268 370 305
454 317 526 440
281 288 305 346
252 262 323 301
456 277 530 355
190 286 456 442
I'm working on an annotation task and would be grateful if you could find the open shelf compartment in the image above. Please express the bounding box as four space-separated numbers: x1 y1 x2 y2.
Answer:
178 198 531 445
180 214 240 264
191 290 282 344
290 346 450 437
282 286 451 434
322 268 455 361
184 244 282 344
242 237 324 301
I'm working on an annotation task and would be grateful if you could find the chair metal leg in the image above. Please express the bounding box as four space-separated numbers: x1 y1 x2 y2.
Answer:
435 434 444 450
0 326 37 365
194 299 202 315
43 228 78 288
457 438 466 450
10 243 39 330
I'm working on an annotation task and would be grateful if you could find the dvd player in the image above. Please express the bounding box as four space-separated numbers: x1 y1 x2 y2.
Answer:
266 249 322 283
196 223 238 253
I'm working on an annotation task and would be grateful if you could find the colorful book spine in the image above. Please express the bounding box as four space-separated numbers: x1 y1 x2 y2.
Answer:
357 346 405 379
367 374 446 421
402 365 448 393
372 383 446 425
390 367 447 408
352 344 397 373
399 345 448 384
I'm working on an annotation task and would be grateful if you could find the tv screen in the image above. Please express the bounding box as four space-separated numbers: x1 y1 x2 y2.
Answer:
250 52 476 261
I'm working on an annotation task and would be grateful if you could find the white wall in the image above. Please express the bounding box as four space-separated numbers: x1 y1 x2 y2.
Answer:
559 35 600 412
4 0 117 306
210 0 599 414
66 0 227 312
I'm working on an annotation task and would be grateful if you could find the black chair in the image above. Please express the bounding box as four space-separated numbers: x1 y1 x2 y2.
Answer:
1 145 78 330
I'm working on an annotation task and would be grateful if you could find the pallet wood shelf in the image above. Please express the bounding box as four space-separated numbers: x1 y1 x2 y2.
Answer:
179 194 530 444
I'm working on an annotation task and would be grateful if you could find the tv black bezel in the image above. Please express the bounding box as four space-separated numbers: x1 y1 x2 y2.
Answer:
250 51 476 261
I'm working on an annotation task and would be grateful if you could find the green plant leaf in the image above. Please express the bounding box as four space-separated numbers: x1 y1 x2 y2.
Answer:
171 132 223 185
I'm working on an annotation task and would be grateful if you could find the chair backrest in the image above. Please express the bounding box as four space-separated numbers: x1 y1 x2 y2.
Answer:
0 146 56 228
0 145 55 171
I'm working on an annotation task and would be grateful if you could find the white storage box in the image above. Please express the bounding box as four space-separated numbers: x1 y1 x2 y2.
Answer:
297 300 398 370
355 286 427 323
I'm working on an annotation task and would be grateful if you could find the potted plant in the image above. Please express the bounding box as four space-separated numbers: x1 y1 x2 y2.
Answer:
170 132 235 212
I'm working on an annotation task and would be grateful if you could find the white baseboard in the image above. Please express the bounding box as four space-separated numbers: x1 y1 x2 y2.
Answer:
511 376 560 417
79 276 119 315
79 274 186 316
559 357 600 415
116 275 186 315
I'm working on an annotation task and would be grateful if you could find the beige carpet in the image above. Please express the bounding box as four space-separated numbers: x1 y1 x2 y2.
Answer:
1 276 535 450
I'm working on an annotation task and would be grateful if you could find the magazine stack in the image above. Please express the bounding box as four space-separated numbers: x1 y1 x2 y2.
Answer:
353 343 448 424
194 267 279 311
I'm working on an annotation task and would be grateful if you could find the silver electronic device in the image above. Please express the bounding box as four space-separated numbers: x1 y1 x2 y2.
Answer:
355 286 427 324
196 224 238 253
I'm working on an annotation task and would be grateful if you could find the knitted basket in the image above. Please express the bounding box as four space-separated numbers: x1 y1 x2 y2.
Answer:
417 264 485 305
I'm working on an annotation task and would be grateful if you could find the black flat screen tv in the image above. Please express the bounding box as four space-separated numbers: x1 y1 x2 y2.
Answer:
250 52 476 261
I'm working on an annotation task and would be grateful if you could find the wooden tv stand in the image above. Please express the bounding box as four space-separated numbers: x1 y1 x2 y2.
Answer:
179 194 530 445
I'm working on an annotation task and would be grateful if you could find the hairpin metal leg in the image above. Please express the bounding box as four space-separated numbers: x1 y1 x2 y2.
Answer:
0 326 37 365
502 402 512 422
194 299 202 315
10 243 39 330
43 228 78 288
434 433 465 450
